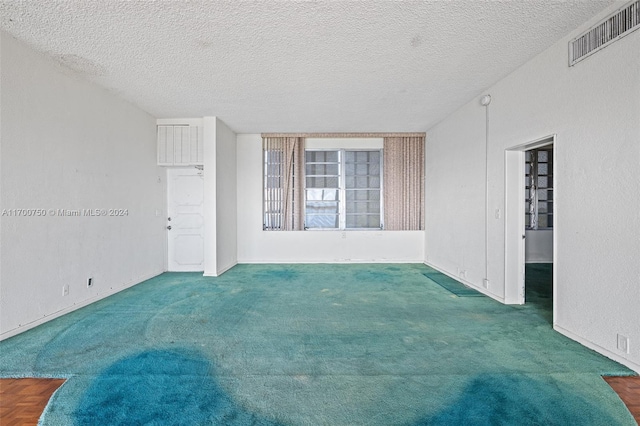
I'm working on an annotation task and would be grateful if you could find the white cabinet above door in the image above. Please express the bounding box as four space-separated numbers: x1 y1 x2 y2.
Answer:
157 125 203 166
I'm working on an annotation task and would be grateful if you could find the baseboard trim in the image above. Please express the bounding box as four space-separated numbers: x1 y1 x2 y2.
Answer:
216 261 237 276
0 269 164 341
423 261 505 303
554 324 640 374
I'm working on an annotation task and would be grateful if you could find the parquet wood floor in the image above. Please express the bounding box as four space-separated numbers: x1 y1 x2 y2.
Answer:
0 376 638 424
0 378 65 426
604 375 640 424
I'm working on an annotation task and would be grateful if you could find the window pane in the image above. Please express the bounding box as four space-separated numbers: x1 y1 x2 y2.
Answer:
306 189 339 201
267 151 282 163
537 189 548 201
355 164 369 175
266 163 281 175
266 177 281 188
345 162 354 175
356 176 369 188
346 214 380 229
346 190 380 202
306 163 339 176
346 195 380 217
306 151 339 162
538 215 548 228
345 176 381 189
369 161 380 176
306 214 339 229
306 201 339 215
346 201 379 214
538 151 548 162
538 176 548 187
306 176 339 188
538 163 548 175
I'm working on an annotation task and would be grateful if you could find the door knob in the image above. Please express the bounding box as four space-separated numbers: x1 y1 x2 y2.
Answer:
167 226 172 230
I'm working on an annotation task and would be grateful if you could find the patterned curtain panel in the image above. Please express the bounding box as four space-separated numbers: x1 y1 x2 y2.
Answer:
383 136 425 230
263 137 305 230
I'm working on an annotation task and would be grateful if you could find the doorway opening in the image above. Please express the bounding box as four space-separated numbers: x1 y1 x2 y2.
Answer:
524 145 554 323
504 136 556 318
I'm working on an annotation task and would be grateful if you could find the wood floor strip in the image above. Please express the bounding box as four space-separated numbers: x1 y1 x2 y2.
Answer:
0 378 65 426
604 376 640 423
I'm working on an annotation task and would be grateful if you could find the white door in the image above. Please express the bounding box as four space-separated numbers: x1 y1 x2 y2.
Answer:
167 167 204 271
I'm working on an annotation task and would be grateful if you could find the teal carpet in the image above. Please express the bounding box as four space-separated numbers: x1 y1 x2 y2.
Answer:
0 264 635 425
422 271 483 297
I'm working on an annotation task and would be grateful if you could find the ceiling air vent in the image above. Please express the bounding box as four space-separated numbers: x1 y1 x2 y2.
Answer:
569 0 640 66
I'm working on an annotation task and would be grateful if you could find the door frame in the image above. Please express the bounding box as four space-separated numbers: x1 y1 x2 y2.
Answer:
504 134 556 306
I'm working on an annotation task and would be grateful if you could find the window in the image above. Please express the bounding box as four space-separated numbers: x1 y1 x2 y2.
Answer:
263 149 286 230
262 136 305 231
305 150 382 229
525 147 553 229
262 134 424 231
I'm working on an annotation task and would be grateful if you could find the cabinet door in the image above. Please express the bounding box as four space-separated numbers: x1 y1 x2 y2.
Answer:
173 126 191 165
157 125 175 165
158 125 203 166
190 126 203 164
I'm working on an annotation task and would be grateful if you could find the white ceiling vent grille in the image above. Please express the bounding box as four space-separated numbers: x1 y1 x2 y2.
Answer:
569 0 640 66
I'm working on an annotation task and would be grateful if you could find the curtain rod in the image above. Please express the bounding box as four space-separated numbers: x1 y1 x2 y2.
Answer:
261 132 425 138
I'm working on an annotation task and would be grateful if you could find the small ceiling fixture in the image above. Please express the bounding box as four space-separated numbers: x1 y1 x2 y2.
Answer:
480 95 492 106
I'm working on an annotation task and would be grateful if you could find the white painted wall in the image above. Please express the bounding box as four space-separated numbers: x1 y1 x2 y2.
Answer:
215 118 238 275
425 5 640 372
237 134 424 263
203 117 217 276
202 117 238 276
525 230 553 263
424 101 487 289
0 32 165 339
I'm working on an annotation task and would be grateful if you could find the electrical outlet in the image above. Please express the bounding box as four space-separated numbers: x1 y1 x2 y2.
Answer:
617 334 629 354
87 277 93 288
341 232 347 239
62 285 69 296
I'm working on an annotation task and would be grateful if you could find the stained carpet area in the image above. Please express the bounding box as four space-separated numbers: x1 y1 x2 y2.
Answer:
0 264 635 425
422 271 483 297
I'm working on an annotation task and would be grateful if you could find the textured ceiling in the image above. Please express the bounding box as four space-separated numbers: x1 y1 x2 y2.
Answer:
0 0 617 133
